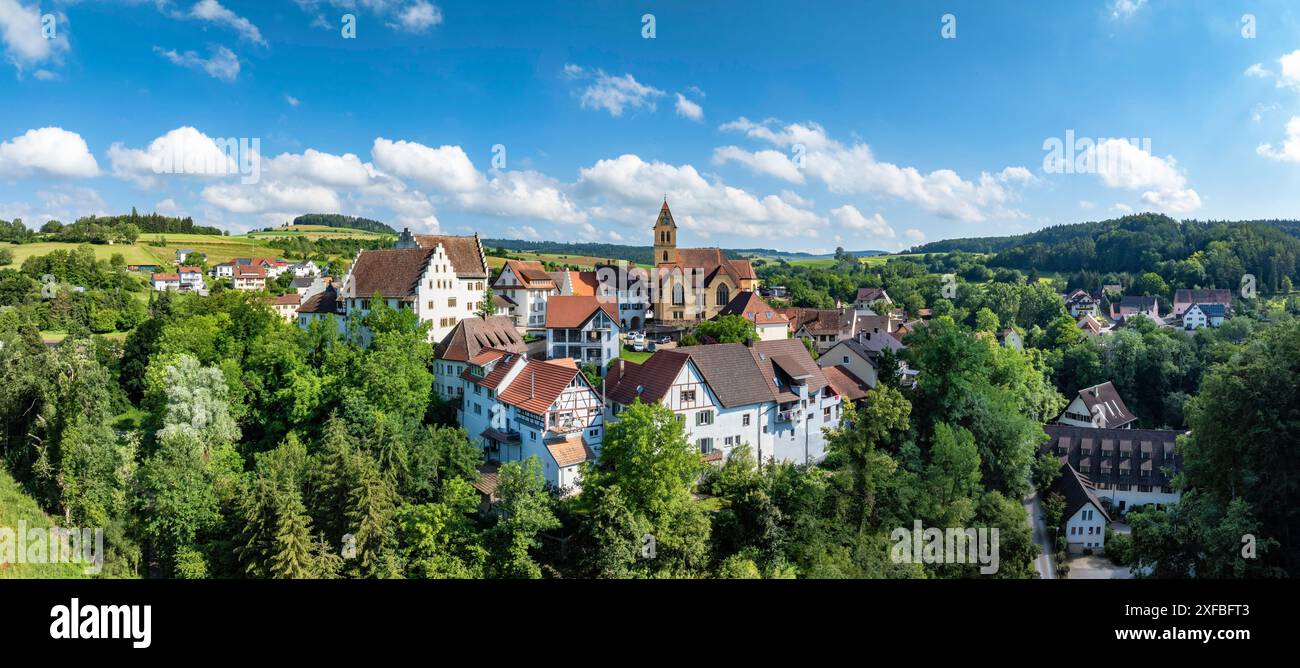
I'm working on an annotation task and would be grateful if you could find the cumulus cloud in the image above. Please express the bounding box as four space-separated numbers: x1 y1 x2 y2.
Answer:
1257 116 1300 163
1109 0 1146 20
391 1 442 32
154 44 240 81
575 153 824 238
0 0 69 75
674 93 703 121
715 117 1031 222
828 205 895 238
0 127 99 178
1087 138 1201 213
371 138 482 192
189 0 266 46
565 64 665 117
108 126 245 185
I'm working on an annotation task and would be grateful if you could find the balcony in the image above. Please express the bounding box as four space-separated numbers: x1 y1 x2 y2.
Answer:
777 408 802 423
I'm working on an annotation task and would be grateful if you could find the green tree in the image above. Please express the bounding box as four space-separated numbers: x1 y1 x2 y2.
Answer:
489 457 560 579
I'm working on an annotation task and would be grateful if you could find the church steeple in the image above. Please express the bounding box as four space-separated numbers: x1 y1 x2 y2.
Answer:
653 198 677 265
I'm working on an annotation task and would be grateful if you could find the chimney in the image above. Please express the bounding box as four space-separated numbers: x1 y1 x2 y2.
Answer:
744 336 754 348
530 371 535 400
613 358 625 382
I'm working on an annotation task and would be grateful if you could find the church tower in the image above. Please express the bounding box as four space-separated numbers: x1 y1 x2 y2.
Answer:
653 199 677 265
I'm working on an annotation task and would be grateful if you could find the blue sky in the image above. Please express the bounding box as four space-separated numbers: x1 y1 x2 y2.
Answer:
2 0 1300 253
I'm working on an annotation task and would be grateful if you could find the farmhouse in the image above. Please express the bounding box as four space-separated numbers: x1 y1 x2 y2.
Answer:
1173 288 1232 318
1182 303 1226 330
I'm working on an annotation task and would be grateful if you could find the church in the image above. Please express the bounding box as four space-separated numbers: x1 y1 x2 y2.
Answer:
650 200 759 325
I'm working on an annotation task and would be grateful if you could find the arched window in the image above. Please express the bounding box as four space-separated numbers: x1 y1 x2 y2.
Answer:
716 284 730 307
662 251 669 262
672 283 685 305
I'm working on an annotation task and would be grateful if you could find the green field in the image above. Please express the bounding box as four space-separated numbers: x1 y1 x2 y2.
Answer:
0 469 97 578
245 224 393 240
4 241 163 266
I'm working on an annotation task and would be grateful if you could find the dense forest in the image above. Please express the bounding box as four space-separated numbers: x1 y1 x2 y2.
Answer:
291 213 397 235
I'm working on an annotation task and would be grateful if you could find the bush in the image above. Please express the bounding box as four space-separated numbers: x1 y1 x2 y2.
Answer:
1106 529 1133 566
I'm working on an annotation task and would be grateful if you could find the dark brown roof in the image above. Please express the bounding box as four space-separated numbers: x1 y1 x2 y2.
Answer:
411 234 488 278
272 293 301 305
752 338 828 396
716 290 788 326
472 461 502 500
348 248 433 299
297 286 342 315
544 295 619 329
823 365 871 401
498 359 583 414
1174 288 1232 305
1051 462 1111 530
435 315 527 362
674 343 783 408
1067 381 1137 428
669 247 756 285
777 307 854 336
855 287 890 304
1041 423 1183 490
606 350 690 405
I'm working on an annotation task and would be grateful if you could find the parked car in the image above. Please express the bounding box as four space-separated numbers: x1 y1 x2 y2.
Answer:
631 339 647 352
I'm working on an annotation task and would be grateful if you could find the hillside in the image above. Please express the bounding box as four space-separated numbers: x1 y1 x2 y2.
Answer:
290 213 397 235
0 469 96 578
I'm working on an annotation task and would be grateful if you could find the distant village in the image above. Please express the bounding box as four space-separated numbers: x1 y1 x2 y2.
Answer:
141 201 1218 556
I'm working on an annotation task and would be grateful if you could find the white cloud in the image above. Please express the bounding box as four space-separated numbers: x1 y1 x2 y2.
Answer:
1086 138 1201 213
828 205 895 238
1109 0 1146 20
371 138 482 192
674 93 703 121
285 94 300 107
190 0 266 46
454 169 586 225
0 127 99 178
1078 200 1096 210
391 1 442 32
1111 203 1133 214
154 44 240 81
0 1 69 75
1257 116 1300 163
267 149 370 188
576 153 824 238
565 65 665 117
716 117 1030 222
1277 50 1300 91
903 228 925 243
1244 62 1270 79
202 181 342 215
108 126 244 185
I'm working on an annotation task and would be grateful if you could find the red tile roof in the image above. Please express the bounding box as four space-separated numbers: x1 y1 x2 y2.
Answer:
497 259 557 290
347 248 432 298
410 234 488 278
498 359 582 414
545 434 593 467
544 295 619 329
716 290 788 326
151 273 180 281
272 293 301 305
823 364 871 401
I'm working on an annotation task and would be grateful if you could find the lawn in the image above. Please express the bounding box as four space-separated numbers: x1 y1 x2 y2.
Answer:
141 235 276 264
0 469 97 578
620 345 652 364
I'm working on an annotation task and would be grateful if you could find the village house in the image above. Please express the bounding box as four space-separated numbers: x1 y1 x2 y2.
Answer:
1042 423 1183 514
175 248 194 264
544 296 621 374
271 293 301 321
777 307 854 353
433 315 529 403
288 260 320 278
1077 313 1105 337
492 259 559 330
1051 462 1112 553
605 338 841 466
593 263 650 331
339 233 489 345
296 284 345 333
178 266 205 292
821 364 872 405
649 200 759 325
1182 303 1226 330
1173 288 1232 318
1064 288 1100 317
1111 295 1159 320
232 265 266 291
459 355 603 494
714 290 790 342
999 327 1024 350
853 287 893 313
150 273 180 291
1056 381 1137 429
817 329 905 389
211 262 235 279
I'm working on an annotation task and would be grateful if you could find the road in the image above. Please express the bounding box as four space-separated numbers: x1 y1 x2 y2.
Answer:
1023 491 1055 579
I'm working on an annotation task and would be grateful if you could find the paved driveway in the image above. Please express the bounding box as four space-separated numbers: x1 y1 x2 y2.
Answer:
1022 491 1054 579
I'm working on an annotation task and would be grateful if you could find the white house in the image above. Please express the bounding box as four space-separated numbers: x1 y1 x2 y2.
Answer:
1064 289 1100 318
1182 303 1226 330
1173 288 1232 318
150 273 180 291
545 296 621 374
212 263 235 279
1056 381 1137 429
178 266 204 292
288 260 320 278
459 355 604 494
492 259 558 330
715 290 790 342
296 284 345 333
605 338 842 466
340 233 489 346
433 315 530 403
1053 463 1111 553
